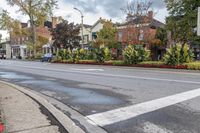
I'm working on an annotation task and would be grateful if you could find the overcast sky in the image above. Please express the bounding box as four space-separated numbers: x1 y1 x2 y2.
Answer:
0 0 168 38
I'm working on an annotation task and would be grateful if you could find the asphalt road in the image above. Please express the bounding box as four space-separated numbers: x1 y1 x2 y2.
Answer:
0 60 200 133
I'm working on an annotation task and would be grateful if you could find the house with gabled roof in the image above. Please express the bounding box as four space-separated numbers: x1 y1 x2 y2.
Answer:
116 11 165 60
116 11 165 47
78 24 92 47
90 18 106 41
78 18 106 48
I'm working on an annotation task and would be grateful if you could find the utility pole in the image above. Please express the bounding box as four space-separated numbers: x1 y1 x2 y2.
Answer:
74 7 84 48
197 7 200 36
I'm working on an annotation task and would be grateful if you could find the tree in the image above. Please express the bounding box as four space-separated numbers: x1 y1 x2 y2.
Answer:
165 0 200 45
51 20 81 50
36 35 49 53
155 28 168 46
2 0 57 55
0 10 27 35
0 10 14 30
121 0 152 18
150 27 168 60
96 20 117 47
121 0 153 44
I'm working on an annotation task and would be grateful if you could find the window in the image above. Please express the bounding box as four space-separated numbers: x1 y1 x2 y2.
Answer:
84 35 89 44
139 30 144 41
24 48 27 56
118 32 123 42
92 32 97 40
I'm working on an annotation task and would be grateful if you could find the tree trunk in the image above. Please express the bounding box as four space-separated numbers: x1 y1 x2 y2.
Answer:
30 18 37 56
32 24 37 56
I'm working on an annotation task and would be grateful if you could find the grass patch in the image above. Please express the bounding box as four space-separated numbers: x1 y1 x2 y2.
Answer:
78 60 96 64
105 60 125 66
139 61 164 65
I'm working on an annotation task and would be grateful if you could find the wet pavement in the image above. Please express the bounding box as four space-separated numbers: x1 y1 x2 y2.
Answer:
1 60 200 133
0 71 198 133
0 70 128 115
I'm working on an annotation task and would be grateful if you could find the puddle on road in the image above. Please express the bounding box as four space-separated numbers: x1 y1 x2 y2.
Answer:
20 80 123 105
0 71 123 105
0 72 33 80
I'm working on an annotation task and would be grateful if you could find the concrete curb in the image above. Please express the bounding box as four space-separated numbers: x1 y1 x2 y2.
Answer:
0 80 85 133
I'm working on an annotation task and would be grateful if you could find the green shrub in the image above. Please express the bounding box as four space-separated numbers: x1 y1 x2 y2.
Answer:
185 62 200 70
79 48 87 60
123 45 138 64
123 45 150 65
137 46 150 62
71 50 78 63
70 49 88 63
57 49 72 60
182 44 194 63
58 50 64 60
94 47 106 63
163 44 193 66
52 56 62 62
104 47 112 61
85 50 94 60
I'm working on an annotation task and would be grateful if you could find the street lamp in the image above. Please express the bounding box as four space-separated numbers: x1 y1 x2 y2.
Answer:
74 7 84 48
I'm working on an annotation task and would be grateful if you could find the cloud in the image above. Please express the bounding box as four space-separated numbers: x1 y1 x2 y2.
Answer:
152 0 166 9
0 0 168 25
62 0 166 18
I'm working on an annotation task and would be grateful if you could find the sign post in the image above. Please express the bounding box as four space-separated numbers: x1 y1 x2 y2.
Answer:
198 7 200 36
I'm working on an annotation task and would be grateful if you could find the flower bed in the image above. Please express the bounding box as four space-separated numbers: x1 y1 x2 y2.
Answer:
184 62 200 70
52 60 189 69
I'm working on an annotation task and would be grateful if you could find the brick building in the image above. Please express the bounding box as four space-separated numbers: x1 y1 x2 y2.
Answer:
116 11 165 49
10 18 57 59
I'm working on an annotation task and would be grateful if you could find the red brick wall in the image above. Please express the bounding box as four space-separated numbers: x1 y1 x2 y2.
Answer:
10 26 52 45
116 25 157 48
36 26 52 39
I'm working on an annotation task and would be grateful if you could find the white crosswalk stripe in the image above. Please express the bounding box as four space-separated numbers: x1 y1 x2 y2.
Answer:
87 88 200 126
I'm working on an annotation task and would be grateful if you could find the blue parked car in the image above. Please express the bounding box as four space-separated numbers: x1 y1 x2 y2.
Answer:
41 53 53 62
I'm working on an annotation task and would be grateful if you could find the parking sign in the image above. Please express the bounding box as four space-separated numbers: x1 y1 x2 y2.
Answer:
198 7 200 36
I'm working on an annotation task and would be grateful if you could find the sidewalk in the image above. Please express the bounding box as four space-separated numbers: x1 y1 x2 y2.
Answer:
0 82 60 133
0 104 4 133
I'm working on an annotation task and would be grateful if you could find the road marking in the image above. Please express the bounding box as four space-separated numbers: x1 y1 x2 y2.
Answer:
123 67 200 76
87 88 200 126
70 68 104 72
2 64 200 85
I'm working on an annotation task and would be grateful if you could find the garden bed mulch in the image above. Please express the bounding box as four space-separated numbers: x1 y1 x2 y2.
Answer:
52 61 188 70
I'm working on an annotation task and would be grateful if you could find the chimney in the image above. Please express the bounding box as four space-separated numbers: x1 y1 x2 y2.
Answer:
52 17 58 29
148 11 153 20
